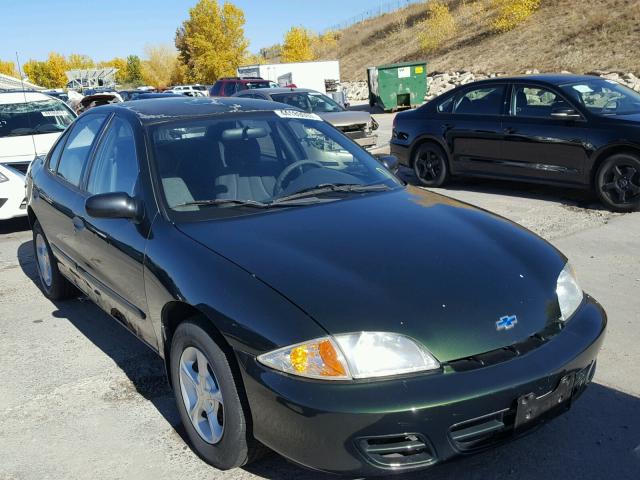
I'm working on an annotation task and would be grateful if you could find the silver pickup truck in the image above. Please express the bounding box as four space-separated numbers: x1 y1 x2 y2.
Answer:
232 87 378 149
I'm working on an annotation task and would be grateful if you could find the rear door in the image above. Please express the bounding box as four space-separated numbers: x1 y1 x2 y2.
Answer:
500 83 588 185
75 114 157 347
444 83 507 176
33 112 110 277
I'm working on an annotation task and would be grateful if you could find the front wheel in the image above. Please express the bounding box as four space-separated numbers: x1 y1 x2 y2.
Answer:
170 319 266 470
413 142 449 187
595 153 640 212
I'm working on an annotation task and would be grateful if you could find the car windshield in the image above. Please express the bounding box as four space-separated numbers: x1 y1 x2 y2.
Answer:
0 98 75 137
271 92 344 113
559 79 640 116
150 111 400 218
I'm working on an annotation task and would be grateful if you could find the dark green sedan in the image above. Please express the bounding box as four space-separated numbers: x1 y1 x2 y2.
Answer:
25 97 606 476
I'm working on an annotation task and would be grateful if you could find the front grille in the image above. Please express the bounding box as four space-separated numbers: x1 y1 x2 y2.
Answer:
446 323 563 373
3 161 30 176
338 123 366 133
357 433 436 469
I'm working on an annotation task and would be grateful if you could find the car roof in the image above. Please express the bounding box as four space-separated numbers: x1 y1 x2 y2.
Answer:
0 91 60 104
108 96 297 124
468 73 600 86
240 87 317 95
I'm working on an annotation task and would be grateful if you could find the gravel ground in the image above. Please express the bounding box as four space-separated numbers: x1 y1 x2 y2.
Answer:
0 175 638 479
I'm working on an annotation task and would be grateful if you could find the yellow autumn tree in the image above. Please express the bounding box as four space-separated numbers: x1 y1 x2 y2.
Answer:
492 0 541 32
418 1 457 53
175 0 249 83
0 60 19 78
281 26 316 63
23 52 68 88
141 44 179 89
66 53 95 70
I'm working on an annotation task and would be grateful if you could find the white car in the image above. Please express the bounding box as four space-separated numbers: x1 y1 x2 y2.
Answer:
0 91 75 220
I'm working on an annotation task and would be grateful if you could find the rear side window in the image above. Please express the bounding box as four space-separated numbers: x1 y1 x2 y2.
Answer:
222 82 237 96
56 113 108 186
454 86 505 115
437 96 454 113
210 82 222 96
87 116 138 196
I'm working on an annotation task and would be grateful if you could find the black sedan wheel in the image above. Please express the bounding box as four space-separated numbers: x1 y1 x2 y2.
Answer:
596 153 640 212
413 143 449 187
32 220 75 300
170 318 266 470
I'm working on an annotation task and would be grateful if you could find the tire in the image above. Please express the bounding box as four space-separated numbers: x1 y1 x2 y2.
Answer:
412 142 450 187
595 153 640 212
170 318 266 470
32 220 75 300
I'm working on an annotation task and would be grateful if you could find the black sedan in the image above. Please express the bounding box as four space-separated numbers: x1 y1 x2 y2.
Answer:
391 74 640 211
26 97 606 476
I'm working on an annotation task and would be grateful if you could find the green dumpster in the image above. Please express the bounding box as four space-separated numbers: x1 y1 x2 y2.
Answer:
367 61 427 112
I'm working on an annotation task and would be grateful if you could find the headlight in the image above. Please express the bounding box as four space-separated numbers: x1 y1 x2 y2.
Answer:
257 332 440 380
556 263 583 321
0 170 8 183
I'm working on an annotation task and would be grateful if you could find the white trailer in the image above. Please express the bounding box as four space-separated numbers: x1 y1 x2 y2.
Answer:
237 60 341 95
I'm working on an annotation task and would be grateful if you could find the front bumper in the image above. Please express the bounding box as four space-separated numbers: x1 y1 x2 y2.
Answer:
390 141 411 167
239 296 606 476
0 164 28 220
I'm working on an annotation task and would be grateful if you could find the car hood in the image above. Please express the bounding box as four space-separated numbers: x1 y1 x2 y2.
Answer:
318 110 371 127
177 187 567 362
0 132 60 160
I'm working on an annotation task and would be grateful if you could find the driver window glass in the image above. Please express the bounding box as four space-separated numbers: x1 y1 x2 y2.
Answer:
512 86 568 118
57 113 108 186
87 117 138 195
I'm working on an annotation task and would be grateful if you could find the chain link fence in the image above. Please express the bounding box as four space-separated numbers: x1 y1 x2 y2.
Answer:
322 0 425 33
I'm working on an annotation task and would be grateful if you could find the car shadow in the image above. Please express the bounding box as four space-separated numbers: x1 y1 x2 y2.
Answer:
16 239 190 445
397 166 606 211
0 216 30 234
16 240 640 479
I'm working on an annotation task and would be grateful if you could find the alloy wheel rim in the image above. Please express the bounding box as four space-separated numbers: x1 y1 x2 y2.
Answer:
179 346 224 444
601 163 640 205
35 233 52 288
415 150 443 182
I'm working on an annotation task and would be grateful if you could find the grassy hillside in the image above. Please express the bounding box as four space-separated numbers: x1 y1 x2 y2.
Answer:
313 0 640 80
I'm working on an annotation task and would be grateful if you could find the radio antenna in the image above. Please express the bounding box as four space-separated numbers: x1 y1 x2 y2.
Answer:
15 51 38 157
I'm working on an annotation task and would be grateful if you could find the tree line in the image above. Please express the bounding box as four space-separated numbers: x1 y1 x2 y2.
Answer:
0 0 339 89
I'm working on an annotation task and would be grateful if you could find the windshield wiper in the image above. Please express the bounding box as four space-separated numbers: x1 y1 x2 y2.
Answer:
275 183 392 202
172 197 328 210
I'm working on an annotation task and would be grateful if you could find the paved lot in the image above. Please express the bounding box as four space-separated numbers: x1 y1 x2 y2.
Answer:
1 174 639 480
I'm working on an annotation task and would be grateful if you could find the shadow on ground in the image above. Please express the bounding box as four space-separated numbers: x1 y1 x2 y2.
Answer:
0 217 30 235
398 166 605 211
16 240 640 480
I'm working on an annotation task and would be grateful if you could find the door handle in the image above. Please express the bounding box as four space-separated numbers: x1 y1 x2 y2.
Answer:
72 216 85 232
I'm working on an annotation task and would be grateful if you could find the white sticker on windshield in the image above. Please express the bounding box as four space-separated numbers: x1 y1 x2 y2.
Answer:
274 109 322 121
41 110 68 117
572 85 593 93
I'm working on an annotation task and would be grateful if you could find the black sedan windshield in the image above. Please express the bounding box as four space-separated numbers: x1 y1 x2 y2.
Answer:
150 111 399 217
560 79 640 116
0 98 75 137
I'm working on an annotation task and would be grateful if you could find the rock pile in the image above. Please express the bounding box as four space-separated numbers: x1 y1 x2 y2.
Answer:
342 70 640 103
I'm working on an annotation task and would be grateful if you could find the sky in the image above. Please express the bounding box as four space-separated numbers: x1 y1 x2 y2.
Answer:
1 0 399 62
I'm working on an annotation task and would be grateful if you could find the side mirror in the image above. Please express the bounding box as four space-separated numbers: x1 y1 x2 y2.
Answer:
374 154 400 174
550 108 582 120
85 192 140 220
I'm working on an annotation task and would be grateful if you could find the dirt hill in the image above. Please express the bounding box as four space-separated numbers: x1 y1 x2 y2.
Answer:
314 0 640 80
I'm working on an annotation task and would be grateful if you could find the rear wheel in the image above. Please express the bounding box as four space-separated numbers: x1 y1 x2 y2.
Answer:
170 318 266 470
32 220 75 300
596 153 640 212
413 142 449 187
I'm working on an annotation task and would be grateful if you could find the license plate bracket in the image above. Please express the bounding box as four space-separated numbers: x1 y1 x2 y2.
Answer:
515 374 575 429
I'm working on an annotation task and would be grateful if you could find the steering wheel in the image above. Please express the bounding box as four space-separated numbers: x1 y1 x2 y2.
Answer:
274 160 323 196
